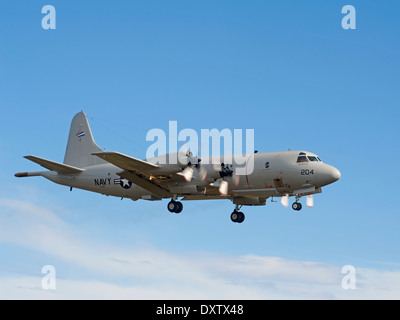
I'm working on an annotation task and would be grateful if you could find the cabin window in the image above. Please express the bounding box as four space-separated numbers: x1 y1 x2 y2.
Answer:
297 156 308 163
265 162 270 168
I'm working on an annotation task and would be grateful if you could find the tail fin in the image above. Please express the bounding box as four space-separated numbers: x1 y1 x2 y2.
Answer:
63 112 107 168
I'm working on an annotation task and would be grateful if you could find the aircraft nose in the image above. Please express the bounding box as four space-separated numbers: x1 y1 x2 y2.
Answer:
329 167 341 182
320 165 341 186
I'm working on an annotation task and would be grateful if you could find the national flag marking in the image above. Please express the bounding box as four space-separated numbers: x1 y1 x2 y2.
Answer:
76 131 85 138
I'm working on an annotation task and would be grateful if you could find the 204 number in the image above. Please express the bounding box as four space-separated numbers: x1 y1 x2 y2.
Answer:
301 169 314 175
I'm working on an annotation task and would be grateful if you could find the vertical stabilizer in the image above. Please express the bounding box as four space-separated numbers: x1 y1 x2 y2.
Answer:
63 112 106 168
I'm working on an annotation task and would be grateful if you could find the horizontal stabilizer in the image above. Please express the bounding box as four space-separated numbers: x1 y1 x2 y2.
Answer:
24 156 84 174
92 151 159 172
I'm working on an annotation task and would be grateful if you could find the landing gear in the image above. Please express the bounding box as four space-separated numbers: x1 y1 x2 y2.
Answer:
167 200 183 214
292 202 302 211
230 211 245 223
292 194 302 211
230 204 245 223
174 201 183 213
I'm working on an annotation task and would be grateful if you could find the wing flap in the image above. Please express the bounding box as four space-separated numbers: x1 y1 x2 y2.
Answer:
24 156 84 174
118 170 170 198
93 152 173 197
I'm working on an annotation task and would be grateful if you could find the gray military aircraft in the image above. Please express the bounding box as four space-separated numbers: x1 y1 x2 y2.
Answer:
15 112 340 223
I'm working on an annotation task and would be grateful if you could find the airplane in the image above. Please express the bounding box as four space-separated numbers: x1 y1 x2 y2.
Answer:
15 112 341 223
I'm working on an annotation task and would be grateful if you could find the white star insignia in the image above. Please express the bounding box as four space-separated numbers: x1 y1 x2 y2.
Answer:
121 179 131 188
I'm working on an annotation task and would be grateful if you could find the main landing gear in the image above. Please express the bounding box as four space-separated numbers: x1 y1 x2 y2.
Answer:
292 194 302 211
231 205 245 223
292 202 302 211
167 199 246 223
167 199 183 214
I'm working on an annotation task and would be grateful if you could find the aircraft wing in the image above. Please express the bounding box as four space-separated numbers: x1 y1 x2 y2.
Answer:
24 156 84 174
92 151 159 172
92 151 173 197
118 170 171 198
92 151 186 182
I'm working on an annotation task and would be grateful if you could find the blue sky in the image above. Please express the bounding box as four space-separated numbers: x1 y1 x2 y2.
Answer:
0 1 399 299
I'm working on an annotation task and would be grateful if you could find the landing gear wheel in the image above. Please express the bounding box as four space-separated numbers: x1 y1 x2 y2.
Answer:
292 202 302 211
231 211 245 223
168 200 177 213
237 212 245 223
231 211 238 222
174 201 183 214
167 200 183 213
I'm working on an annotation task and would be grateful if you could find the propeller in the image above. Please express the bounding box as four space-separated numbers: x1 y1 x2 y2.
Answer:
306 195 314 208
281 194 289 207
215 163 240 196
181 151 207 183
219 180 229 196
181 166 194 182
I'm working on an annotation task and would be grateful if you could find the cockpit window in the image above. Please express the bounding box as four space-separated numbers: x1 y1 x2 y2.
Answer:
297 156 308 163
307 156 319 162
317 157 322 162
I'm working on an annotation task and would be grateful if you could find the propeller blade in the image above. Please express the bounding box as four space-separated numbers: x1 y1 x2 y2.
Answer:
212 163 222 172
182 167 194 182
281 194 289 207
219 180 229 196
307 195 314 208
197 166 208 182
231 174 240 187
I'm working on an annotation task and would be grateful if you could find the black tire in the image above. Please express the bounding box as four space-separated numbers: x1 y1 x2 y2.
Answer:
230 211 239 223
237 212 245 223
174 202 183 214
231 211 245 223
292 202 302 211
167 200 177 213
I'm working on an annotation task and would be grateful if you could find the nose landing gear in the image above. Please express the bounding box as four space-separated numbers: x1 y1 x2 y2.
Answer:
292 194 302 211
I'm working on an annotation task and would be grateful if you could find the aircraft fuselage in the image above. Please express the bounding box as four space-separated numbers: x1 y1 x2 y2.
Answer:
41 150 340 201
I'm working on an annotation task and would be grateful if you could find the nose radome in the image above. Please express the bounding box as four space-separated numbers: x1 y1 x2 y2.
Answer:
331 167 341 182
